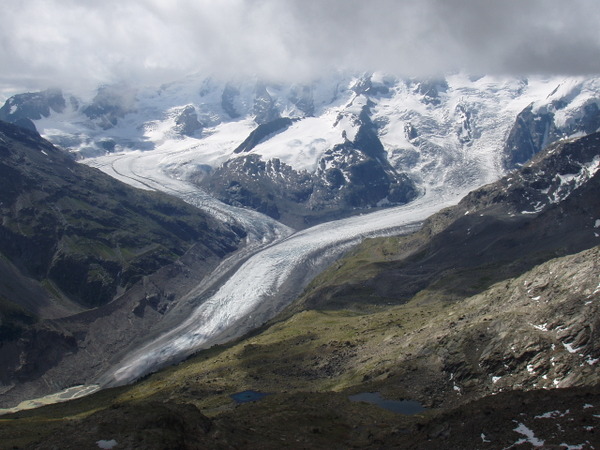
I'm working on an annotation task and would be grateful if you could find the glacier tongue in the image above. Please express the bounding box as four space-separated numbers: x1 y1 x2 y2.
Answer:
103 187 464 386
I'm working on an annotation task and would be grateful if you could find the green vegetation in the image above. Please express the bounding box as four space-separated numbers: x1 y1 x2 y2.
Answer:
0 121 240 310
0 241 598 448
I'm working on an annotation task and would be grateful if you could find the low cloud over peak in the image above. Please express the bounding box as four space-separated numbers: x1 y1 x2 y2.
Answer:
1 0 599 97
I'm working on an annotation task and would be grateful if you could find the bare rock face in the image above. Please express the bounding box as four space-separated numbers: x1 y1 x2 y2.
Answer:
253 82 280 124
221 82 241 118
174 105 203 136
82 85 137 129
437 245 600 399
503 88 600 169
0 88 66 124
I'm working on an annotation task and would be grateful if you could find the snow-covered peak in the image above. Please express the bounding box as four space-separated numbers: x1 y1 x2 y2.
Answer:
4 72 600 222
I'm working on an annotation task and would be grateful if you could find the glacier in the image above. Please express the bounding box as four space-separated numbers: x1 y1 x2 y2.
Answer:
7 71 600 387
103 188 462 385
83 125 468 385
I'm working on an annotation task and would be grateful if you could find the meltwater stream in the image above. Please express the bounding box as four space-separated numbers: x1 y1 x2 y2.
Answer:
85 150 467 387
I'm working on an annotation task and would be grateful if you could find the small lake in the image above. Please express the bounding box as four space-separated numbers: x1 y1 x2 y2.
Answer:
349 392 425 415
230 390 270 403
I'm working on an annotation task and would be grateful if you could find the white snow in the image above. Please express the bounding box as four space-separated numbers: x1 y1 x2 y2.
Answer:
562 341 584 354
551 80 600 130
250 114 345 171
373 73 545 190
31 72 588 196
549 156 600 205
534 409 569 419
513 422 545 447
96 440 118 449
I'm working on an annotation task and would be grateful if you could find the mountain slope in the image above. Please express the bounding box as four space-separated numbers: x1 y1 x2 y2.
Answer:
2 219 597 448
0 121 243 404
504 78 600 168
0 121 241 310
293 132 600 311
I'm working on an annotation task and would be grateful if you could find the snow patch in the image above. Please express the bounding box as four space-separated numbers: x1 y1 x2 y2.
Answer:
513 422 545 447
559 444 586 450
562 341 584 354
534 409 569 419
251 114 346 171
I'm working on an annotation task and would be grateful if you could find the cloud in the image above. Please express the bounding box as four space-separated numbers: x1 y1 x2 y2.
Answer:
1 0 599 97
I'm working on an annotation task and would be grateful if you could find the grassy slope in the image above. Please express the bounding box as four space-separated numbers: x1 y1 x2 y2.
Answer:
1 245 598 448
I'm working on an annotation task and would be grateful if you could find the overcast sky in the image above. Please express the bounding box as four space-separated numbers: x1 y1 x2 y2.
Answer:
1 0 600 98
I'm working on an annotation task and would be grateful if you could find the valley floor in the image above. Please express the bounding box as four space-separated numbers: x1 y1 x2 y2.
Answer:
1 245 598 448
